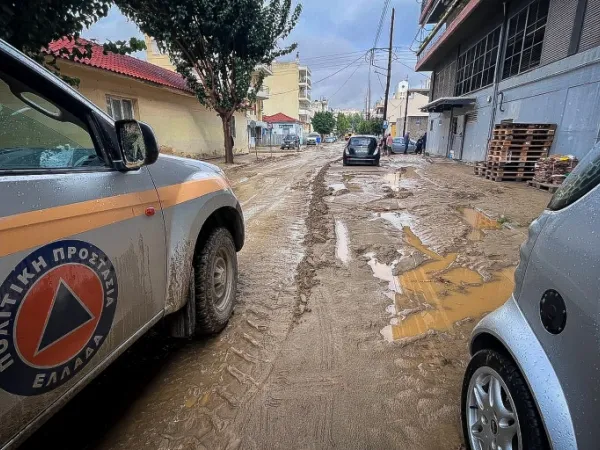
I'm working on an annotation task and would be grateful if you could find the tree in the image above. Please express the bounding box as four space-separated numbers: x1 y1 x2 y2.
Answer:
118 0 302 164
311 111 336 136
336 113 350 136
370 118 384 136
0 2 145 85
349 113 363 132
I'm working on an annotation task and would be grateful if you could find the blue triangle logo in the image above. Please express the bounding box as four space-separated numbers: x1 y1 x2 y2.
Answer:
36 279 94 355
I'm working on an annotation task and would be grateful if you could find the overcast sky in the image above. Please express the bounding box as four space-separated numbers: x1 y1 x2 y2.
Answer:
83 1 430 110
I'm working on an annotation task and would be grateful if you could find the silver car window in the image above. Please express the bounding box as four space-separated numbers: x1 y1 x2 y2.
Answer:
548 144 600 211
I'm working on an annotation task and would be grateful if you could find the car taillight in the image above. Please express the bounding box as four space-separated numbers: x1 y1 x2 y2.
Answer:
514 213 549 301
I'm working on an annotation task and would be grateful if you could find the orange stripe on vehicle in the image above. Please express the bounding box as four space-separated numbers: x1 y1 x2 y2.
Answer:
0 177 227 258
157 177 230 208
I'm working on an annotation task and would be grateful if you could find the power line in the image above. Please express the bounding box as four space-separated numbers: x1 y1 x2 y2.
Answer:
330 63 365 99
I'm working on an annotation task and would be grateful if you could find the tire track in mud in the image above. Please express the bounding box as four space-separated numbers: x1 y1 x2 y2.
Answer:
293 158 341 317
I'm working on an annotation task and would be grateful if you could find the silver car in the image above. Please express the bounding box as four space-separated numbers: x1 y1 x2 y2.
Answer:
0 40 243 448
462 143 600 450
391 137 416 154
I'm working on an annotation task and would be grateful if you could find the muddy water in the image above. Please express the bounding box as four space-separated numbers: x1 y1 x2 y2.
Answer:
461 207 500 241
335 220 351 264
377 227 514 342
383 167 419 191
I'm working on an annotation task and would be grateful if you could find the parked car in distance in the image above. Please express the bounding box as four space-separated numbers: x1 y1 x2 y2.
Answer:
280 134 300 150
0 39 244 449
343 135 380 166
461 142 600 450
306 132 321 146
324 136 336 143
391 137 417 154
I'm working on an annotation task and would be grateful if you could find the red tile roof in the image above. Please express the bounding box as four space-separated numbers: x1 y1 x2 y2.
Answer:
47 37 192 93
263 113 299 123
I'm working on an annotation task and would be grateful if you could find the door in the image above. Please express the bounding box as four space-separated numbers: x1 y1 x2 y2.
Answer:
0 58 166 445
450 115 465 159
516 143 600 445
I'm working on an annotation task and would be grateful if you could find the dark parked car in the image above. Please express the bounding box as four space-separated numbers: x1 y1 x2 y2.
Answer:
343 135 380 166
280 134 299 150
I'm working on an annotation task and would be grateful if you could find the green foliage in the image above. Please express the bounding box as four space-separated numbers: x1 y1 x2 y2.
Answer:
336 113 350 136
311 111 336 136
117 0 302 163
349 113 363 132
0 2 145 86
354 118 383 135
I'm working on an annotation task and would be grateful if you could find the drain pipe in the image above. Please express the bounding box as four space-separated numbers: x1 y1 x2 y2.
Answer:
486 2 509 150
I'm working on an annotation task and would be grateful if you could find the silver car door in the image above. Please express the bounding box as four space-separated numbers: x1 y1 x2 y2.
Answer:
0 55 166 446
515 145 600 445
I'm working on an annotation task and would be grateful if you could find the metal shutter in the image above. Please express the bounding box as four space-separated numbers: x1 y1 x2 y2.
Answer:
580 0 600 52
541 0 579 64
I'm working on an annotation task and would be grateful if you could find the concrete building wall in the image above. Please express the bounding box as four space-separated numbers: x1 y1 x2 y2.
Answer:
59 62 248 159
263 62 300 119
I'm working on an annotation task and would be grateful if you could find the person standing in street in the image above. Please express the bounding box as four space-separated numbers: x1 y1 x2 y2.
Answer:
386 133 393 157
403 131 410 154
422 132 427 153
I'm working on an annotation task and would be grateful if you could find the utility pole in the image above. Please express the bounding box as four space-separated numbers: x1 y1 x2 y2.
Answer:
402 76 409 136
367 49 373 119
383 8 395 126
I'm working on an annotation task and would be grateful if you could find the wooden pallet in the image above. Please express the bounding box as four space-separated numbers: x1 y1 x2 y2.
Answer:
493 129 555 137
495 123 557 130
474 162 486 176
489 140 553 147
487 153 548 163
486 172 534 182
486 160 536 168
527 180 561 193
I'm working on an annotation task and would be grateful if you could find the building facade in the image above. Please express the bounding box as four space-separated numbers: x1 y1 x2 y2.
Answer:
417 0 600 162
50 38 248 159
387 81 430 138
144 37 272 149
263 61 313 132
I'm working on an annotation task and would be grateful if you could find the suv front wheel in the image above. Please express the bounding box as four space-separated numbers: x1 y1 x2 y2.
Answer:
194 227 238 335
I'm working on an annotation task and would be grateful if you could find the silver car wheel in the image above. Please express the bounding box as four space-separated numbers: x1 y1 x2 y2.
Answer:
467 366 522 450
213 248 233 311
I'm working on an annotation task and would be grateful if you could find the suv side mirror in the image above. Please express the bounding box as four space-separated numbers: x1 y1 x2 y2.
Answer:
115 119 159 169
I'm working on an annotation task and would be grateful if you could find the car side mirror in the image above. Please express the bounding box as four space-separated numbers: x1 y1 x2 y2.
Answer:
115 119 159 169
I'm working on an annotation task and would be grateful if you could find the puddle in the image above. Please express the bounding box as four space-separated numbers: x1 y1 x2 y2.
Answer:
335 220 351 264
375 227 514 342
461 208 500 241
365 253 400 293
378 212 416 231
383 167 420 191
329 183 347 193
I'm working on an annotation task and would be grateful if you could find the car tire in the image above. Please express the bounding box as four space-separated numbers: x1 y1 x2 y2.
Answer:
462 349 549 450
193 227 238 335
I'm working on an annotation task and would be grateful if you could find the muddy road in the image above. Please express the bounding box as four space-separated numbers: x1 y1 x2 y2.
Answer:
23 144 551 450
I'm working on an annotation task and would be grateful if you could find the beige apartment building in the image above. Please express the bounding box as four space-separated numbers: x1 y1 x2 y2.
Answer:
263 61 313 132
374 81 430 137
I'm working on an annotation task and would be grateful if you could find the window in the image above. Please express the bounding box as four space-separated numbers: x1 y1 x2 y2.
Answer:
106 95 135 120
430 120 434 131
0 73 103 170
548 142 600 211
455 27 501 96
503 0 549 79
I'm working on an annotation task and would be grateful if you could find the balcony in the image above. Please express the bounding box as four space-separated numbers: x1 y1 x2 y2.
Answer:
420 0 452 25
299 65 312 77
298 90 311 102
416 0 483 72
256 85 270 100
255 63 273 75
299 76 312 87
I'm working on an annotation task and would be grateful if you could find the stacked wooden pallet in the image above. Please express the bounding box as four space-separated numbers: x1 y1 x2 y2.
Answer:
478 123 556 182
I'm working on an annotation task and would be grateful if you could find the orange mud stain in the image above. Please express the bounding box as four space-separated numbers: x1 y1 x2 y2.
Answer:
381 227 515 341
461 208 500 241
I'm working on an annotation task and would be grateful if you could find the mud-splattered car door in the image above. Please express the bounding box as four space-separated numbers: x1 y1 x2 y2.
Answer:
0 45 167 448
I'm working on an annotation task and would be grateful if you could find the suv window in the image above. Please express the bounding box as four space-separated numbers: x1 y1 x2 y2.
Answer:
350 137 376 147
0 71 105 171
548 143 600 211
